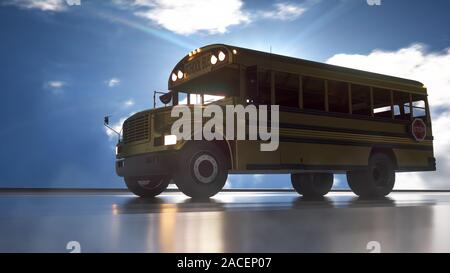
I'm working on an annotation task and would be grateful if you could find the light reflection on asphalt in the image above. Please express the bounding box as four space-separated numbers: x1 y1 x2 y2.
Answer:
0 191 449 252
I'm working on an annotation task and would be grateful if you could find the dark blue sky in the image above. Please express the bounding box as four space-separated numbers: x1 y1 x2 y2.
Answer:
1 0 450 188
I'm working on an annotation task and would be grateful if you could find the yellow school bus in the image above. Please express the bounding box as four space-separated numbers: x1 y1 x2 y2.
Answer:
113 44 435 198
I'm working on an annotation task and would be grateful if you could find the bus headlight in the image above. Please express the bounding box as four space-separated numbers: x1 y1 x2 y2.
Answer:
210 54 217 65
218 51 226 61
164 135 177 145
177 70 183 79
171 73 177 82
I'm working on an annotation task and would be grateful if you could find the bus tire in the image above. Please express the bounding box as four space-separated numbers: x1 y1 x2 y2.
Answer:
124 175 170 198
291 173 334 197
347 153 395 198
174 142 228 198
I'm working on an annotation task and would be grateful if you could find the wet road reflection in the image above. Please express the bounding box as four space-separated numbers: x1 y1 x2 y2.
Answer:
0 191 449 252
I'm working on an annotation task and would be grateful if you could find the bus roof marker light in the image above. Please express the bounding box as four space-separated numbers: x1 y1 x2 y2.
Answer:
171 73 177 82
218 51 226 61
177 70 183 79
188 52 192 57
210 54 218 65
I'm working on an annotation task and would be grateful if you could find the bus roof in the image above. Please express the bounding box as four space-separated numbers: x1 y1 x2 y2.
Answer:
169 44 426 94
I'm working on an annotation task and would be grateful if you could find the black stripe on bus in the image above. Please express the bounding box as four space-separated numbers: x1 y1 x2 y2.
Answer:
279 136 434 151
246 164 366 171
246 164 435 172
397 166 436 172
279 122 434 140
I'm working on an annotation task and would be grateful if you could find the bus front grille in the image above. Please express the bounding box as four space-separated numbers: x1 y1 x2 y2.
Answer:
122 113 150 143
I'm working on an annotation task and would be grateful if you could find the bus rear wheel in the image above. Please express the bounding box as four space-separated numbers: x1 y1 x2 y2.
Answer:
347 153 395 198
124 175 170 198
291 173 334 198
173 142 228 198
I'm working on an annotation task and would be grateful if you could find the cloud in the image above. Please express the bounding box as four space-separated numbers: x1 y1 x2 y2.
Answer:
259 2 307 21
46 80 66 88
44 80 66 94
66 0 80 6
326 44 450 189
327 44 450 110
130 0 250 35
123 99 135 108
113 1 312 35
4 0 67 11
106 78 120 87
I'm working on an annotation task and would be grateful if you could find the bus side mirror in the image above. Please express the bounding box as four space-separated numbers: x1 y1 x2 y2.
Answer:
103 115 121 143
159 92 173 105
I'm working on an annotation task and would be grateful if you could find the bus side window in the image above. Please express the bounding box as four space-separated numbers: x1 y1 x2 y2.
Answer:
246 65 258 102
256 70 271 105
352 84 371 116
328 80 349 114
393 91 411 120
303 76 325 111
373 88 392 119
275 71 299 108
190 94 202 104
411 94 427 119
245 67 270 105
177 92 188 105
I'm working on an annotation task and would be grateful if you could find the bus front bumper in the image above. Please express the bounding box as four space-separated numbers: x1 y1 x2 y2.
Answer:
115 152 176 177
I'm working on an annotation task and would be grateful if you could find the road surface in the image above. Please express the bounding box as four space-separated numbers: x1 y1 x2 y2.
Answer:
0 190 449 252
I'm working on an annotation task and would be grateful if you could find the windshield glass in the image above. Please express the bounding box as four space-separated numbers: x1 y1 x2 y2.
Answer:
177 92 225 105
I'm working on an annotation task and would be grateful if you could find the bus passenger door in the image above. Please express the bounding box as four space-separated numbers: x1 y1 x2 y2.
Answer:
235 66 280 171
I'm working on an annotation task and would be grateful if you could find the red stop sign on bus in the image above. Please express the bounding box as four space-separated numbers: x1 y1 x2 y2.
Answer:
411 118 427 141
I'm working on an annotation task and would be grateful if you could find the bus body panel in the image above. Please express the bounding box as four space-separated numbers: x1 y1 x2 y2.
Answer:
115 43 435 181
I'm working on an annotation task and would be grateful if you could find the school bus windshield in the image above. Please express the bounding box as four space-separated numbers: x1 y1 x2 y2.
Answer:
175 92 226 105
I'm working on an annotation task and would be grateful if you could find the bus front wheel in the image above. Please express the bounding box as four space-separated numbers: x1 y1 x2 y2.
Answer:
291 173 334 198
173 142 228 198
124 175 170 198
347 153 395 198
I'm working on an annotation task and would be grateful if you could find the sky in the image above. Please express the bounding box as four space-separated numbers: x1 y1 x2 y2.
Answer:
1 0 450 189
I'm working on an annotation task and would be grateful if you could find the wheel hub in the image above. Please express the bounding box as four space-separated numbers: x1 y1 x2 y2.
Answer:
193 154 219 184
